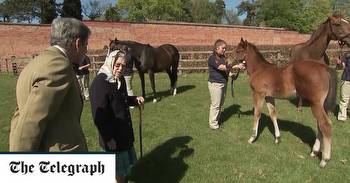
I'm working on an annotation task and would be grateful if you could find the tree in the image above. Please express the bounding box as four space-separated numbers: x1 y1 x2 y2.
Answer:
117 0 193 22
61 0 82 20
331 0 350 17
190 0 223 24
105 5 121 21
224 9 241 25
83 0 107 20
214 0 225 21
237 0 259 26
0 0 13 22
38 0 57 24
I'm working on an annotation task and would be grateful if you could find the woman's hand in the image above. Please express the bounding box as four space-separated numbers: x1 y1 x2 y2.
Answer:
106 139 117 150
136 96 145 105
232 63 245 70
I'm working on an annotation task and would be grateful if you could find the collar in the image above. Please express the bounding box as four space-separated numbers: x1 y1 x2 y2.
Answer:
53 45 68 58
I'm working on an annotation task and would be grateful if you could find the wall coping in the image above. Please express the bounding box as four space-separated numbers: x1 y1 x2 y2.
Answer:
0 19 303 33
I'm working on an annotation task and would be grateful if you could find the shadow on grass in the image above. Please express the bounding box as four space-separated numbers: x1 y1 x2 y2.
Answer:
256 113 316 148
220 104 242 125
128 136 194 183
143 85 196 103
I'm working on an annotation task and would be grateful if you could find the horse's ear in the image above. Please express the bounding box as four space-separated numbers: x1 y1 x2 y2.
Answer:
240 38 244 43
329 16 340 24
114 37 118 41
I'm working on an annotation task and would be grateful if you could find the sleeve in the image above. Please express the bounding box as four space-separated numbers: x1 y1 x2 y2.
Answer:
208 55 220 70
127 96 138 106
11 58 71 151
90 78 114 142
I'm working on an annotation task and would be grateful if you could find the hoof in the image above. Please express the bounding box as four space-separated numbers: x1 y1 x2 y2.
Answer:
319 160 328 168
310 151 319 158
248 136 256 144
152 98 158 103
172 89 177 96
275 136 281 144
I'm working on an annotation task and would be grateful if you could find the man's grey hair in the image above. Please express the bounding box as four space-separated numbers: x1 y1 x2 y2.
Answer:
50 18 91 49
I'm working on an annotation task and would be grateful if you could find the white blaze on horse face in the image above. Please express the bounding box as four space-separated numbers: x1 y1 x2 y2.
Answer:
341 18 349 24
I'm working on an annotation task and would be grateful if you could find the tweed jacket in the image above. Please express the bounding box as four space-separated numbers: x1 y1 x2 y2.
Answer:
9 46 88 152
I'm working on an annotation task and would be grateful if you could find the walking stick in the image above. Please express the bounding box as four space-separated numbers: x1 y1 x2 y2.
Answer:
138 105 143 158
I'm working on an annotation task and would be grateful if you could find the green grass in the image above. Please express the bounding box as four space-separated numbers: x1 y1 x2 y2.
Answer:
1 72 350 182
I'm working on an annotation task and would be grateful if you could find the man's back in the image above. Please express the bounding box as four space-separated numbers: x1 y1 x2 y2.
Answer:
10 46 87 152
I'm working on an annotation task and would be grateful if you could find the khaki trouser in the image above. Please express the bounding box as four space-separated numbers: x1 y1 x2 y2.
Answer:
208 81 227 128
338 80 350 121
124 75 134 96
76 74 90 100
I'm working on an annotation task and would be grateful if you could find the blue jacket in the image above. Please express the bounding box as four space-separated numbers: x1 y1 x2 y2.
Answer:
341 51 350 81
208 52 228 83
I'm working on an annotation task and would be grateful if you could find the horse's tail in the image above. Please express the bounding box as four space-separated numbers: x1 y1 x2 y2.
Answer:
324 67 337 112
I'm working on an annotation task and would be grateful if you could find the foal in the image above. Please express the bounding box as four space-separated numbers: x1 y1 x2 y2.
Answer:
234 39 337 168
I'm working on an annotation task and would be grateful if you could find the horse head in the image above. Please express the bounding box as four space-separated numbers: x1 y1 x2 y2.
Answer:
108 38 130 54
328 16 350 46
233 38 248 65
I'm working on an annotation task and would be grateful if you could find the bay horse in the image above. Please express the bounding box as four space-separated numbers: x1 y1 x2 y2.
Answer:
108 39 180 102
290 16 350 111
234 38 337 168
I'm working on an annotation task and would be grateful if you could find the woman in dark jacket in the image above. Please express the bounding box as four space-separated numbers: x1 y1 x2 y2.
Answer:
90 49 144 183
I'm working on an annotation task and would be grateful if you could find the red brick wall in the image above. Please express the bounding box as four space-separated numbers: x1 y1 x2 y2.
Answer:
0 20 310 59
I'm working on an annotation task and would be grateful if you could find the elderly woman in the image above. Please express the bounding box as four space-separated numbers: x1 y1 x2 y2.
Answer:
89 50 144 183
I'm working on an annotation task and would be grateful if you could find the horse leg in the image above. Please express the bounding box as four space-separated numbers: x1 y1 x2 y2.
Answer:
166 68 174 95
139 72 146 98
248 92 265 144
171 63 178 95
310 104 332 168
265 96 281 144
297 96 303 112
148 70 157 103
310 124 322 158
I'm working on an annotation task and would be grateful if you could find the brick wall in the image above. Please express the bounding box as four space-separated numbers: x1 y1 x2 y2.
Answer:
0 20 310 59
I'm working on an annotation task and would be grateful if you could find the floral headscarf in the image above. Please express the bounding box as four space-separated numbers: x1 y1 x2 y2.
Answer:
98 49 124 83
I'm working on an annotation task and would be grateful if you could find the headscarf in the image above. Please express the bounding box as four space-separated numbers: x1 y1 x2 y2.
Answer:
98 49 123 83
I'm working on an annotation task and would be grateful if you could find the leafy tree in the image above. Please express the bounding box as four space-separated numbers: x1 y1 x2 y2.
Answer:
0 0 14 22
117 0 193 22
190 0 224 24
105 5 121 21
224 9 241 25
61 0 82 20
214 0 225 20
117 0 147 21
83 0 107 20
237 0 259 26
38 0 57 24
331 0 350 17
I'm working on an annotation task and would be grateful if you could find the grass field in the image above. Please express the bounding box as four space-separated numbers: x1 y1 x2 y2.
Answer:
1 72 350 182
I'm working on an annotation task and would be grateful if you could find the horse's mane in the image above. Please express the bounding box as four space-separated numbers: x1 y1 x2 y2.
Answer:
113 40 150 48
306 19 329 44
247 42 273 65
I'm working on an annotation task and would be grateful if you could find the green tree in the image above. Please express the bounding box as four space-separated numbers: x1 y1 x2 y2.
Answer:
0 0 14 22
224 9 242 25
61 0 82 20
105 5 121 21
83 0 107 20
117 0 193 22
331 0 350 17
190 0 224 24
237 0 259 26
38 0 57 24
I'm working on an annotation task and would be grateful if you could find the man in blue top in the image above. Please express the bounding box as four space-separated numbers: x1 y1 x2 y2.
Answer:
337 46 350 122
207 39 245 129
